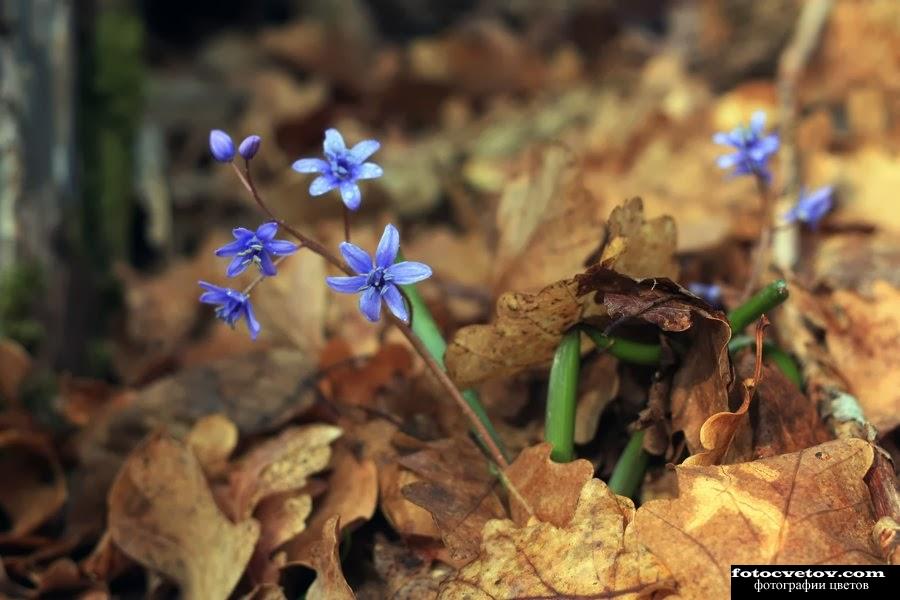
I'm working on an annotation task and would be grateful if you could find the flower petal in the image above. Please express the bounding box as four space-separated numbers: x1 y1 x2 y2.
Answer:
259 252 277 277
310 175 338 196
209 129 235 162
716 153 742 169
244 301 261 340
750 111 767 135
214 239 246 257
256 222 278 241
339 183 362 211
358 287 382 322
233 227 254 239
226 255 249 278
199 281 229 304
340 242 373 274
381 284 409 323
323 128 347 157
267 240 298 255
348 139 380 163
356 162 383 180
325 275 368 294
375 224 400 269
712 132 733 146
386 261 432 285
292 158 329 173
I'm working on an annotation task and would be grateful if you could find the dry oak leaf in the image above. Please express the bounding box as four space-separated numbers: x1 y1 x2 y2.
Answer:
228 424 342 520
400 438 506 566
247 491 313 584
445 278 582 387
438 479 675 599
574 266 734 457
282 445 378 567
503 442 594 527
600 197 679 281
634 439 883 599
374 536 454 599
107 433 260 600
305 516 354 600
822 281 900 433
447 197 680 388
0 430 67 544
492 144 606 295
187 413 239 475
733 353 831 459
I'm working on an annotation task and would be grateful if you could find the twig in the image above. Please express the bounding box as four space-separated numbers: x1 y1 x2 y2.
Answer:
772 0 834 271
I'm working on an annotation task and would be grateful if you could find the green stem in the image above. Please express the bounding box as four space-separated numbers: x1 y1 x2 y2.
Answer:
399 273 509 463
727 279 789 333
727 334 803 388
583 328 661 365
608 430 649 498
545 330 581 462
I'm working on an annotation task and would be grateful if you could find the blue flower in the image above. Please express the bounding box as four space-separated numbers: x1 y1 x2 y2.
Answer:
291 128 384 211
783 185 834 229
198 282 261 339
325 224 431 323
215 222 298 278
210 129 236 162
238 135 262 160
688 282 723 306
713 111 780 182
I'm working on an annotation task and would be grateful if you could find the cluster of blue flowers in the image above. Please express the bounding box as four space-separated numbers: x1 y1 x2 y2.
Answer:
198 128 431 338
695 110 836 305
712 110 834 229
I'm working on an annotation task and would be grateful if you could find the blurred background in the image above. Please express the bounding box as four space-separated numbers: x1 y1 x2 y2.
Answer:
1 0 897 400
3 1 900 597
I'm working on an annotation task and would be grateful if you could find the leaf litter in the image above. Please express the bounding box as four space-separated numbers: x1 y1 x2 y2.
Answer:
2 1 899 598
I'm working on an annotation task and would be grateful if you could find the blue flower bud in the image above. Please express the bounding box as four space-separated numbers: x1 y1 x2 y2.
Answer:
209 129 235 162
239 135 262 160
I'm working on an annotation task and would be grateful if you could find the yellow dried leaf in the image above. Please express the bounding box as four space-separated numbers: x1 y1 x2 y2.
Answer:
306 517 355 600
108 434 260 600
228 424 342 519
438 479 675 598
493 145 606 294
635 439 882 599
823 281 900 433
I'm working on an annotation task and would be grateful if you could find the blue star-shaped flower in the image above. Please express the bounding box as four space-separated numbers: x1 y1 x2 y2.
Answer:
713 111 780 182
688 282 723 307
198 282 261 339
291 128 383 211
325 224 432 323
214 222 298 278
783 185 834 229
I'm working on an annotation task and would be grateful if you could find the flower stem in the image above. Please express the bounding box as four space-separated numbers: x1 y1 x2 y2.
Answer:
607 430 649 498
743 177 776 300
583 328 662 365
233 163 509 468
398 271 509 464
231 163 344 272
727 278 788 334
241 255 288 295
545 329 581 462
343 206 351 243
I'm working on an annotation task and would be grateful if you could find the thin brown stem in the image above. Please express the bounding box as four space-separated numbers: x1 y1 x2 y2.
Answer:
743 177 775 301
230 162 348 274
343 206 351 243
390 315 508 468
229 162 508 468
241 255 288 295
